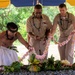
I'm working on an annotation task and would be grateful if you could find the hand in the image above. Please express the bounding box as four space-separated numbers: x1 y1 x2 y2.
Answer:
71 30 75 34
47 33 53 38
43 38 47 45
47 33 53 41
28 46 34 51
34 36 41 40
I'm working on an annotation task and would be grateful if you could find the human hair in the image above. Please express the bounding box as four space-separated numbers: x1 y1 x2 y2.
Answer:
34 4 42 9
7 22 18 32
59 3 66 8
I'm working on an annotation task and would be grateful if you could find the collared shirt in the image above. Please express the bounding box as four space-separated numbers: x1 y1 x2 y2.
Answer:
26 14 52 38
53 12 75 37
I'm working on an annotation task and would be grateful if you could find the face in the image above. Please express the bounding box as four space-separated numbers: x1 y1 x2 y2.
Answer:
59 7 67 16
8 30 16 38
34 9 42 18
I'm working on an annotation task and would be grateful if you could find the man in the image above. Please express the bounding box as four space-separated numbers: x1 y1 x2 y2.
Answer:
0 22 32 66
52 3 75 64
26 4 52 60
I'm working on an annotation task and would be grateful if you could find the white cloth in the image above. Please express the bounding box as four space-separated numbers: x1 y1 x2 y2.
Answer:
0 46 18 66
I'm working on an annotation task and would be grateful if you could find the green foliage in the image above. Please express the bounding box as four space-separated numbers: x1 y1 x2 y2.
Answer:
0 3 75 45
4 61 22 73
28 54 35 64
28 54 40 65
28 54 41 72
72 63 75 70
8 46 18 52
54 60 62 70
45 55 55 70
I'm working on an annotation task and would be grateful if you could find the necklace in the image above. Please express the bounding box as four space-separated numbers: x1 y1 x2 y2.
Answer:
33 17 42 31
59 12 69 30
6 31 14 40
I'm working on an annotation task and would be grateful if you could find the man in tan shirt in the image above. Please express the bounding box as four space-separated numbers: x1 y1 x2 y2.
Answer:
52 3 75 64
26 4 52 60
0 22 32 66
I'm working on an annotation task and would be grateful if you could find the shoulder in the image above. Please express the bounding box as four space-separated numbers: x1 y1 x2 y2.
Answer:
68 12 74 17
54 14 60 19
53 14 60 22
16 32 22 37
67 12 75 21
27 15 33 21
0 31 6 35
27 16 33 24
42 14 49 19
0 31 6 38
68 12 74 16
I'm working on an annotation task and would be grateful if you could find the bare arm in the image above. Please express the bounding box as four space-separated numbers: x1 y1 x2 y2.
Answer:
17 32 30 49
27 34 30 43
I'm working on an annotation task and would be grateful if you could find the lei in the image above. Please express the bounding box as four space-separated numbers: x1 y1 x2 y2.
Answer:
19 30 75 61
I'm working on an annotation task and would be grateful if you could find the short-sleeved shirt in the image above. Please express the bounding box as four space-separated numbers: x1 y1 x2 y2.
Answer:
26 14 52 38
53 12 75 37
